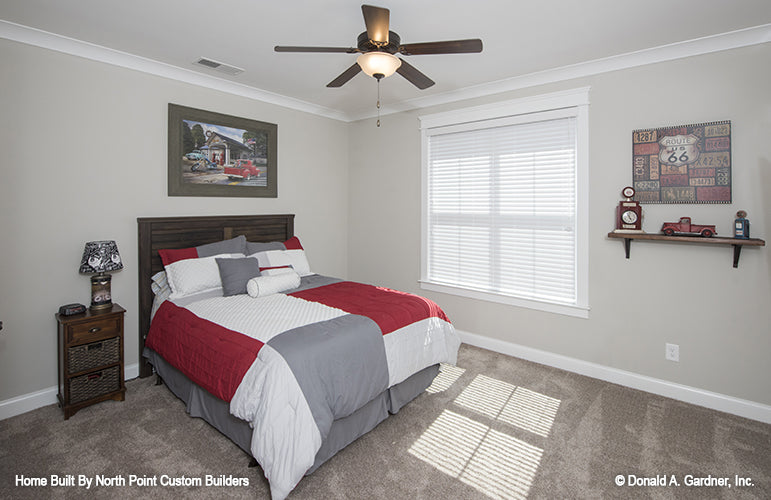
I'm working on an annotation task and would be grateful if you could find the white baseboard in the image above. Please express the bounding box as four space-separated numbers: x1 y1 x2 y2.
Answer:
0 363 140 421
5 344 770 425
458 330 771 424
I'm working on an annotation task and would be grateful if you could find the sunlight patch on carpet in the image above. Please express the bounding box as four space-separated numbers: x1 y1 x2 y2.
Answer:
425 363 466 394
408 409 488 476
408 409 543 499
454 374 560 437
499 387 560 438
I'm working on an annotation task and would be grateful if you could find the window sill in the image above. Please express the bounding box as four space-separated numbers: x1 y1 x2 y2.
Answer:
419 280 590 319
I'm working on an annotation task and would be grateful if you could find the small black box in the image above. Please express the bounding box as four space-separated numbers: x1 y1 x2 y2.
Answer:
59 303 87 316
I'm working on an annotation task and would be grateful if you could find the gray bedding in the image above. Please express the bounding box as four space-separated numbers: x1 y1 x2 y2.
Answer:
268 313 389 442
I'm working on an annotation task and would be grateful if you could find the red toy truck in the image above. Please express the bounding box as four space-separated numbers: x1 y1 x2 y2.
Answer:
661 217 716 237
224 159 261 180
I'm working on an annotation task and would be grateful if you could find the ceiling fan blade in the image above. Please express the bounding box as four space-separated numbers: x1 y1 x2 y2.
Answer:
395 58 435 90
326 63 362 88
274 46 359 53
361 4 390 44
399 39 483 56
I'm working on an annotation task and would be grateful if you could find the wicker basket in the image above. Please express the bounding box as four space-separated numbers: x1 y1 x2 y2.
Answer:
69 366 119 404
68 337 119 374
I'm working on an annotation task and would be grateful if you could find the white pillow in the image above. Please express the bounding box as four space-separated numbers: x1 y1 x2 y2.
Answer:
248 248 312 277
165 253 243 298
247 271 301 298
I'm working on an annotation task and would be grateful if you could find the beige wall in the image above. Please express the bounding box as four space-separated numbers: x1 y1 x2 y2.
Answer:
2 36 769 411
347 44 771 406
0 39 350 400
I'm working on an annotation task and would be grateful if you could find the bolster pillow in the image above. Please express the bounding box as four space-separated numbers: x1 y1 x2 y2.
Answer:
247 271 301 298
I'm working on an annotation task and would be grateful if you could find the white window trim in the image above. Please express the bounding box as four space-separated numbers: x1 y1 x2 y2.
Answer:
419 87 590 318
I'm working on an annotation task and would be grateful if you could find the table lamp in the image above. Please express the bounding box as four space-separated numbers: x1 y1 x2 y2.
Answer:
79 240 123 310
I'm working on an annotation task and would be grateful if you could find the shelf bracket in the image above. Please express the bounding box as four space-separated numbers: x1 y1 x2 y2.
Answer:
623 238 631 259
732 244 742 268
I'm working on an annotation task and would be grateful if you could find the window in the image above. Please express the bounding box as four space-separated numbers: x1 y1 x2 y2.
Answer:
420 88 589 318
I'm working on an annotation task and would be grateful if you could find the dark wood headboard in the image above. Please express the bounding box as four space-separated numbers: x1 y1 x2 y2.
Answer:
137 214 295 377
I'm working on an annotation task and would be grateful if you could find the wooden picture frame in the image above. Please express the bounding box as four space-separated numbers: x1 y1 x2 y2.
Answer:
168 104 277 197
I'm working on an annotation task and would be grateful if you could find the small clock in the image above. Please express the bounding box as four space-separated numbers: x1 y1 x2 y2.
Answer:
621 210 639 224
615 186 643 232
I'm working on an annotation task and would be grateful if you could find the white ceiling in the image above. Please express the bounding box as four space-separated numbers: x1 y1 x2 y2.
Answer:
2 0 770 121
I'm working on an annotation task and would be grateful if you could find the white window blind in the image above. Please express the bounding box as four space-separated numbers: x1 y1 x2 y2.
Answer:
424 111 581 309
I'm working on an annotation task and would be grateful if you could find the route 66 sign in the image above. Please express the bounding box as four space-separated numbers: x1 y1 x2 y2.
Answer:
632 120 731 204
659 134 700 167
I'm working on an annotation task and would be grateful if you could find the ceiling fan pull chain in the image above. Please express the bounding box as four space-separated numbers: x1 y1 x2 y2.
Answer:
377 78 381 127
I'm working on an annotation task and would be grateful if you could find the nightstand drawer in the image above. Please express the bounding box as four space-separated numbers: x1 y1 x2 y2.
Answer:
68 337 120 374
69 366 120 404
68 316 121 344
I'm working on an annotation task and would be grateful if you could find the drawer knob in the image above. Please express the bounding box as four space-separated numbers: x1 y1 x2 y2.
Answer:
89 327 101 333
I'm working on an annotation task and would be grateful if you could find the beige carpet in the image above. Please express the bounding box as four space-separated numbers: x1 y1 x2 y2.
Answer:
1 344 769 499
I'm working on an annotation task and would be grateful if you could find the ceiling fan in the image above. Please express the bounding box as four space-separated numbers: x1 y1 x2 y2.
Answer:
274 4 483 90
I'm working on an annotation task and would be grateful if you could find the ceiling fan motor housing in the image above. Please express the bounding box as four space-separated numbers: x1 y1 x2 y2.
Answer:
358 31 401 53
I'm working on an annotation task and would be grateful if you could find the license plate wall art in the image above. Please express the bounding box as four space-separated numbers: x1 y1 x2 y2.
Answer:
632 120 731 203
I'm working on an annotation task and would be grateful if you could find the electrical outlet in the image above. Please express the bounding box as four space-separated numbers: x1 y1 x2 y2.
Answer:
665 343 679 362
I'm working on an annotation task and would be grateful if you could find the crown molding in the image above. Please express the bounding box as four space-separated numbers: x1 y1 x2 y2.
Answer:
0 19 349 122
2 19 769 123
348 23 771 122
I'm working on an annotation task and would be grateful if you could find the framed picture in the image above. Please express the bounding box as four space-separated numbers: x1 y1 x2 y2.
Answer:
168 104 277 197
632 120 731 203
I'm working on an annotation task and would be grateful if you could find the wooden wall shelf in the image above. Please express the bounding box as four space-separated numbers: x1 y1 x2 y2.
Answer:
607 232 765 268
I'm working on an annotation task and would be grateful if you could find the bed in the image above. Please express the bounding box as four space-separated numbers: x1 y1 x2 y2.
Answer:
137 214 459 499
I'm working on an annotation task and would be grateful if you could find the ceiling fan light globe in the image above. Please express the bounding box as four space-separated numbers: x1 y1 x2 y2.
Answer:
357 52 401 79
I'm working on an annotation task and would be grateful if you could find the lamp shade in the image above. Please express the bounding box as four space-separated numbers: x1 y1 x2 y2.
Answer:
356 52 401 78
79 240 123 274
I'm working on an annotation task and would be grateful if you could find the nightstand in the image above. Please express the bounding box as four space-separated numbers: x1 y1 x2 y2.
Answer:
56 304 126 419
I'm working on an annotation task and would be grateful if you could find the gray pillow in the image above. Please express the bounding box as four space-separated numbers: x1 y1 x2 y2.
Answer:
245 240 286 255
198 235 247 257
216 257 261 296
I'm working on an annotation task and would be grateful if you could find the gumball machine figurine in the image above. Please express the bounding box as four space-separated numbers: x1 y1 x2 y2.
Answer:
734 210 750 239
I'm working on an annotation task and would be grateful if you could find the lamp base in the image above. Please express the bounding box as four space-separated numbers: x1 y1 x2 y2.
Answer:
90 273 113 311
